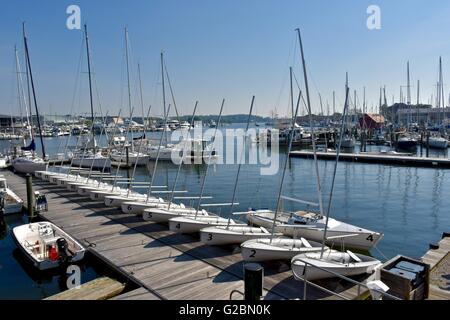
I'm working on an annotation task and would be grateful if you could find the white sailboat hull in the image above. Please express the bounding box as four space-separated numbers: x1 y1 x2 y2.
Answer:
199 226 276 245
428 137 449 149
104 194 147 207
240 238 324 262
248 211 382 251
142 207 202 223
169 216 241 234
291 251 381 281
12 158 47 174
71 157 111 170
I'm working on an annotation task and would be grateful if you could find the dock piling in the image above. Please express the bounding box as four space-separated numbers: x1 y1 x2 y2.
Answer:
244 263 263 300
25 174 35 219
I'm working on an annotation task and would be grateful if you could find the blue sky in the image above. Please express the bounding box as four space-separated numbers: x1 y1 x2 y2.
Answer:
1 0 450 117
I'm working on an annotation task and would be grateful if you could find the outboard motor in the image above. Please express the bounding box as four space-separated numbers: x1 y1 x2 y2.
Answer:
56 238 70 263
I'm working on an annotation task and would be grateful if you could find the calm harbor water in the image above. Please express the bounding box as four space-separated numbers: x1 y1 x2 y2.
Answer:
1 124 449 298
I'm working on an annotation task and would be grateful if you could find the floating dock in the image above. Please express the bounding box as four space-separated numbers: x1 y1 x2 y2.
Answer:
45 277 125 300
3 170 372 300
290 151 450 168
421 235 450 300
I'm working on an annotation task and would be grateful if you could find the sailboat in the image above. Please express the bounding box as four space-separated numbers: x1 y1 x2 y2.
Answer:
199 96 282 245
70 25 111 171
12 29 47 174
396 62 417 151
109 29 150 166
241 78 325 262
164 100 246 232
289 29 381 281
428 57 449 149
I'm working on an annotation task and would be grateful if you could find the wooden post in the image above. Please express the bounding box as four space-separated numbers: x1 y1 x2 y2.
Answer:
244 263 263 300
426 131 430 158
26 174 34 219
125 145 130 167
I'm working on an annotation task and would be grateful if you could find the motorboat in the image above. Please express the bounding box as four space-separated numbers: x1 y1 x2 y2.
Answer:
12 221 85 271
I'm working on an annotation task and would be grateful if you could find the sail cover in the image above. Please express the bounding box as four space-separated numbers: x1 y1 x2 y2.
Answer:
21 139 36 151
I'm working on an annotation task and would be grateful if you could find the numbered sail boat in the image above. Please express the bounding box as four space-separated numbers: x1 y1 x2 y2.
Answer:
199 96 282 246
241 76 324 262
289 29 381 280
12 26 47 174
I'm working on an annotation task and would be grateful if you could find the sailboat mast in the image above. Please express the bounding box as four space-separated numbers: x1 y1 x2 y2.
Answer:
226 96 255 227
15 46 32 142
23 25 46 158
195 99 225 218
84 25 95 140
138 63 145 127
124 27 133 143
289 67 294 118
296 28 325 230
270 90 301 242
161 52 167 145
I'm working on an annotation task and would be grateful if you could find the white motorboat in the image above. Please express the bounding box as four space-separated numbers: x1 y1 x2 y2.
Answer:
428 136 449 149
12 222 85 271
199 225 281 246
247 209 383 251
12 156 47 174
0 176 23 214
240 237 324 262
168 215 245 234
291 249 381 281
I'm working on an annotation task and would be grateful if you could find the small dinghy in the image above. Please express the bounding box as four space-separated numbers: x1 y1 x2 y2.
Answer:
169 215 245 234
12 222 85 270
291 249 381 281
199 225 282 245
241 237 324 262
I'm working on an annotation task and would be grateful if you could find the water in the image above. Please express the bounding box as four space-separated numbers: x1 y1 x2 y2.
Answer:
1 124 449 297
0 214 101 300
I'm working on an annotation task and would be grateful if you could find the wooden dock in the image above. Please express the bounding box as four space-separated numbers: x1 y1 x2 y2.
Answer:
4 170 371 300
290 151 450 168
45 277 125 300
421 235 450 300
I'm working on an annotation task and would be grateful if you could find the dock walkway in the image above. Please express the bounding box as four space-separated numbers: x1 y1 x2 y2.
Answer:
422 235 450 300
290 150 450 168
4 170 367 300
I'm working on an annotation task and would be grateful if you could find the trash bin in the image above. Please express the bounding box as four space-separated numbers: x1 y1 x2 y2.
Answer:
380 255 429 300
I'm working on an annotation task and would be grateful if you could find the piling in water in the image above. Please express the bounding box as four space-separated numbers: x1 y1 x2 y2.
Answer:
25 174 35 219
